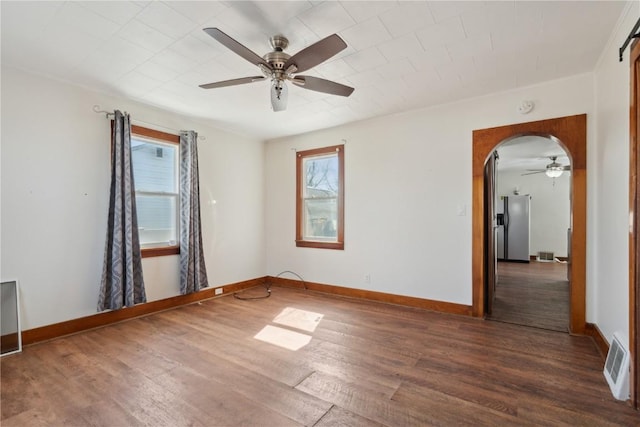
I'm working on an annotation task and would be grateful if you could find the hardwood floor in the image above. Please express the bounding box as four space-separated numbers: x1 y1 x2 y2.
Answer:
489 261 569 332
2 286 638 426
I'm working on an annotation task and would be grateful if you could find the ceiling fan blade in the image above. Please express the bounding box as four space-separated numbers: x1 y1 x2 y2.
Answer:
199 76 265 89
292 75 354 97
562 165 571 170
521 171 545 176
284 34 347 73
203 28 271 69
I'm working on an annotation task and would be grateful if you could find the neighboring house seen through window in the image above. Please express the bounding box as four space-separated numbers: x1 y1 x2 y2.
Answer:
296 145 344 250
129 125 180 257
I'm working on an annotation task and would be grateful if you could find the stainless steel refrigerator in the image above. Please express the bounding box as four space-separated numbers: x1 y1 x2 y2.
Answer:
496 195 530 262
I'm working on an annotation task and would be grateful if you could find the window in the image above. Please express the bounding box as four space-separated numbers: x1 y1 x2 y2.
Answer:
129 125 180 257
296 145 344 250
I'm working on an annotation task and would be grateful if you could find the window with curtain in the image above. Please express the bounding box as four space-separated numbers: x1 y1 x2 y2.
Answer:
129 125 180 258
296 144 344 250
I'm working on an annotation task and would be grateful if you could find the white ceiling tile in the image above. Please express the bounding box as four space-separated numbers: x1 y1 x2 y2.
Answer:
341 1 397 23
135 61 181 83
401 68 444 91
136 1 198 40
460 74 517 97
514 1 544 35
80 1 143 25
53 2 122 41
427 1 485 24
32 26 102 70
150 49 200 74
194 59 243 83
473 51 537 78
327 105 359 121
515 63 558 88
72 55 140 84
378 2 434 38
557 46 605 77
298 2 356 37
0 0 626 140
176 70 222 88
342 47 388 72
408 46 451 70
0 1 62 41
435 58 472 83
344 70 385 88
341 17 392 51
114 70 163 97
415 16 466 51
213 50 263 75
490 30 530 56
375 58 416 80
206 8 271 47
97 37 155 66
165 1 229 25
313 58 357 79
378 34 424 62
446 33 491 62
275 18 328 55
224 1 314 36
158 79 203 97
118 20 175 53
167 34 220 64
460 2 515 38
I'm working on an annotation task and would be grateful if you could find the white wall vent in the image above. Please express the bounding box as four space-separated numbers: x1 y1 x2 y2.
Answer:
603 331 630 401
537 251 554 262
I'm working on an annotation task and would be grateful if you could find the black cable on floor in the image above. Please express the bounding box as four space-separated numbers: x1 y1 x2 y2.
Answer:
232 270 307 300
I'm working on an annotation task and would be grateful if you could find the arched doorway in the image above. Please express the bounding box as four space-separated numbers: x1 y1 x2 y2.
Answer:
472 114 587 334
490 136 571 331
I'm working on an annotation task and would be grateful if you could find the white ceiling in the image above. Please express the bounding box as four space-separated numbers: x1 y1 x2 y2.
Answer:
1 1 626 140
497 135 569 173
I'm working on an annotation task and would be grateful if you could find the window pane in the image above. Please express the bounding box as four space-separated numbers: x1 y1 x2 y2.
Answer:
131 139 177 193
303 154 338 198
296 144 344 250
136 195 177 246
303 198 337 240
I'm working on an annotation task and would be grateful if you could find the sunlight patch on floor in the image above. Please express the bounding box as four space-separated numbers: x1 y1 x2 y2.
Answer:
253 307 325 350
273 307 324 332
254 325 312 351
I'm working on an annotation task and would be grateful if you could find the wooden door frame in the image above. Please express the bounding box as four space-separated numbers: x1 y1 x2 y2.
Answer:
472 114 587 335
629 39 639 410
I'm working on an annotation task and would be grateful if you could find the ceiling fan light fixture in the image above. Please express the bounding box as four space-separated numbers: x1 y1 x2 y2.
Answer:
545 168 563 178
271 79 288 112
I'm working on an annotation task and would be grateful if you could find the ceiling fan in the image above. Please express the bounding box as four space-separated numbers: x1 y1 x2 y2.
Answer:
521 156 570 177
199 28 355 112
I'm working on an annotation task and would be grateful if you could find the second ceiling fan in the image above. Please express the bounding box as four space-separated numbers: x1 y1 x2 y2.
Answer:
199 28 355 112
521 156 571 177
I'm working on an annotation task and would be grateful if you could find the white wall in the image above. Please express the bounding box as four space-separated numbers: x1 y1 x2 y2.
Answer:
497 170 570 258
265 73 594 306
592 2 638 343
0 67 266 330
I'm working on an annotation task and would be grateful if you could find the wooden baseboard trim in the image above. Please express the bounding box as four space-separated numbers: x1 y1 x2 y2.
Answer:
22 277 265 346
267 276 473 316
585 322 609 360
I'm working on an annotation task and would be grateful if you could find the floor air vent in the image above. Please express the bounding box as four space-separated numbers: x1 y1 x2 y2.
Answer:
537 251 554 262
604 332 630 401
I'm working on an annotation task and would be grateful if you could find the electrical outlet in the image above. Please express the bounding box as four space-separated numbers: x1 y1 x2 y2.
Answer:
215 287 223 295
364 274 371 284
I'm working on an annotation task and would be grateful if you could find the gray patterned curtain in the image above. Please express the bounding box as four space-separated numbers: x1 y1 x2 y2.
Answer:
98 111 146 311
180 130 209 294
